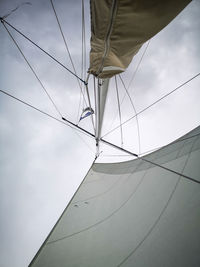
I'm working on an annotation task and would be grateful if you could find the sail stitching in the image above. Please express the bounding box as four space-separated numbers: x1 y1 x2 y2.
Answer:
47 161 146 244
117 136 198 266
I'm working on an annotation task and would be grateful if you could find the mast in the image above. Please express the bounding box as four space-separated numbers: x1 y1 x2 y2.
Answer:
94 78 109 156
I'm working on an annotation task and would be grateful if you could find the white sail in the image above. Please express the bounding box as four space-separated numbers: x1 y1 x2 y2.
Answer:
29 125 200 266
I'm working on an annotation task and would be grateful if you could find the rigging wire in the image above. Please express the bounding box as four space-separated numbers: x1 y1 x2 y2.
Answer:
2 22 62 118
1 14 199 183
141 157 200 184
0 18 87 85
101 131 200 158
102 71 200 138
50 0 79 81
1 89 199 185
101 154 132 157
139 131 200 156
77 0 87 123
49 0 88 123
105 41 150 141
99 138 200 184
81 0 87 81
76 87 83 123
84 74 95 132
0 89 96 150
119 74 141 154
49 0 88 109
128 40 151 90
1 13 94 132
2 2 32 19
99 137 200 184
115 76 123 147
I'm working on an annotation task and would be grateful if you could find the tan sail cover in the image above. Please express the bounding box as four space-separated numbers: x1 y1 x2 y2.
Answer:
89 0 191 78
29 126 200 266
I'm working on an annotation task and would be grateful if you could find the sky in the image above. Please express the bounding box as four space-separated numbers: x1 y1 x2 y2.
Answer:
0 0 200 266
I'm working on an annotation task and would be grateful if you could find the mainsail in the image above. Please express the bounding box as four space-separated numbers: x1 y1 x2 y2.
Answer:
29 125 200 267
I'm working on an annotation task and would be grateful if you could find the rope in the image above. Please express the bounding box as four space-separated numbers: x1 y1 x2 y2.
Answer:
115 76 123 147
102 72 200 138
0 18 87 85
3 22 62 118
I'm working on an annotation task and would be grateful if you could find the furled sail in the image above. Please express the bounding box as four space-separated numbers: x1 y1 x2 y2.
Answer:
29 126 200 267
88 0 191 78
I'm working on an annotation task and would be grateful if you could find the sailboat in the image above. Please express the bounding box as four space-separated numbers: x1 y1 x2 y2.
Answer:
0 0 200 266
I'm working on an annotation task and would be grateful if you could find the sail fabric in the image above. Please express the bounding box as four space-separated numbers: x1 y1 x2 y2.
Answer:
88 0 191 78
29 126 200 267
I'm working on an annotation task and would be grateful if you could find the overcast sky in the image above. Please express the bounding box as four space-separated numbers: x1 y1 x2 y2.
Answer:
0 0 200 266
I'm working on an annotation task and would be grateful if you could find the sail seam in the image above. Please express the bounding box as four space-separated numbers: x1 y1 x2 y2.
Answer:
96 0 118 76
117 136 198 267
47 162 146 244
